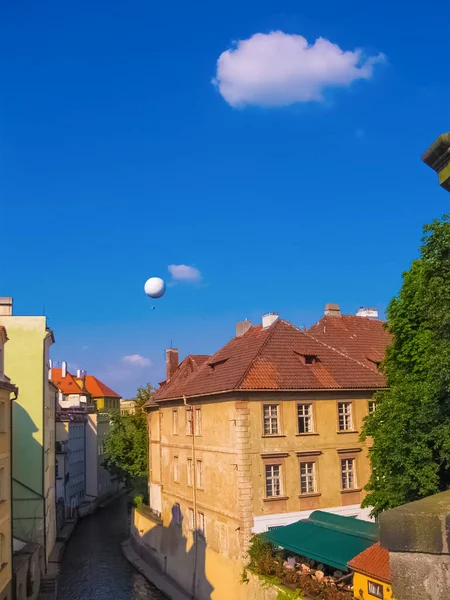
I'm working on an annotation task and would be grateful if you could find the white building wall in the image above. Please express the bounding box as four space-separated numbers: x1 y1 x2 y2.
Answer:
252 504 374 533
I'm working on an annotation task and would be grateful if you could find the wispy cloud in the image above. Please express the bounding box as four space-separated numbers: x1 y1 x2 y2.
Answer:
168 264 202 283
122 354 152 367
213 31 385 108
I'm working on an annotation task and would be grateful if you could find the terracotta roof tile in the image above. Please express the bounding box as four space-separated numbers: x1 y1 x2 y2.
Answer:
84 375 121 398
155 319 386 401
308 315 391 375
348 542 391 583
51 368 84 395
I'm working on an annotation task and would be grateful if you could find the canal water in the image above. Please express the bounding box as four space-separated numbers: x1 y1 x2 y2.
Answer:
57 498 166 600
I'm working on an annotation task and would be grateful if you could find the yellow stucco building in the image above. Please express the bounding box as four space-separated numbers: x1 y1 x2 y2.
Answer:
133 309 390 600
0 325 17 600
349 542 394 600
0 298 56 568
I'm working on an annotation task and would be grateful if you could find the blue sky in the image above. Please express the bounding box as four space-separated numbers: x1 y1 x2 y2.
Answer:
1 0 449 396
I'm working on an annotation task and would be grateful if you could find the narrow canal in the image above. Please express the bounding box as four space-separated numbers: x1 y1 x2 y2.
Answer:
57 498 166 600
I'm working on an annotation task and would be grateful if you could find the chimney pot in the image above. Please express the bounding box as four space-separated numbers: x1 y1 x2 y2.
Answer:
62 361 67 378
262 313 279 328
236 320 252 337
324 303 340 317
166 348 179 381
0 297 13 316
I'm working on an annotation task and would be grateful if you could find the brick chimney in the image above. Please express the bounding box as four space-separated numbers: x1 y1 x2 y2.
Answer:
166 348 179 381
0 297 13 316
236 320 252 337
324 303 340 317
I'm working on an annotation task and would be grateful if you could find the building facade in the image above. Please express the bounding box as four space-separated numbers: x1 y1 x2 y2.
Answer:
0 325 18 600
0 298 57 567
135 310 389 600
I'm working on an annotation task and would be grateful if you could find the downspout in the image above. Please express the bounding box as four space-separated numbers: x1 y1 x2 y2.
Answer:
10 387 17 597
42 349 47 572
183 396 197 600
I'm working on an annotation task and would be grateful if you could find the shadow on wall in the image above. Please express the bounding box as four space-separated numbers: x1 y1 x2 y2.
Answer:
12 403 45 544
131 503 214 600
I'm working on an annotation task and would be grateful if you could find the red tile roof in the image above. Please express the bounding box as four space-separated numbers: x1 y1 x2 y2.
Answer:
348 542 391 583
51 368 84 395
155 319 386 401
308 315 391 373
84 375 121 398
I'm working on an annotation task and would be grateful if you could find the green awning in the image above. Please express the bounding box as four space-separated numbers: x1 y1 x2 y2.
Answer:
262 511 379 572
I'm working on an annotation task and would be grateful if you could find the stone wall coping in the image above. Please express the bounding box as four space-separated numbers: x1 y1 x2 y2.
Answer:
380 490 450 555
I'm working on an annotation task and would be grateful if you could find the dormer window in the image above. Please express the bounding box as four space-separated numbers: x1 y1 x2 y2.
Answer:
207 358 228 371
304 354 319 365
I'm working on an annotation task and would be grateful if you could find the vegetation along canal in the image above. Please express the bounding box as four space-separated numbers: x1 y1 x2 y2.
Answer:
57 497 165 600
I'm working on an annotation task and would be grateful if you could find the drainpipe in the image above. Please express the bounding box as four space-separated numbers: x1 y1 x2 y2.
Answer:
183 396 197 600
10 387 17 597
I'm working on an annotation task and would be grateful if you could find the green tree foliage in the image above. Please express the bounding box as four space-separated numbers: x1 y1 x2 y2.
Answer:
134 382 155 408
103 386 151 491
362 215 450 515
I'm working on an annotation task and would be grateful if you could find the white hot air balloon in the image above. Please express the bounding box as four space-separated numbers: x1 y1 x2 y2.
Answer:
144 277 166 300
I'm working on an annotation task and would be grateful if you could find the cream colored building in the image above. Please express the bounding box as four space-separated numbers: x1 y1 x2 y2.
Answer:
0 325 18 600
133 310 389 600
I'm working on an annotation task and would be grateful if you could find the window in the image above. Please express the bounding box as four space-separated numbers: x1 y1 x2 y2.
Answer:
265 464 282 497
55 461 59 478
173 502 182 525
172 409 178 435
300 462 316 495
341 458 356 490
198 512 205 537
196 460 203 488
263 404 280 435
174 456 179 482
298 403 314 433
187 458 193 486
186 408 193 435
338 402 353 431
0 403 5 433
367 581 383 599
368 400 377 414
188 507 195 530
195 408 202 436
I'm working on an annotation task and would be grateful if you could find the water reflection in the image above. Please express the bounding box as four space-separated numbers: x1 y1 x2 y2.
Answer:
57 498 165 600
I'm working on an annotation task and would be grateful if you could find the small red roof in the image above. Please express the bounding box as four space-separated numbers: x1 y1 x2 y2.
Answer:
348 542 391 583
308 315 391 374
155 319 386 401
52 368 84 395
84 375 121 399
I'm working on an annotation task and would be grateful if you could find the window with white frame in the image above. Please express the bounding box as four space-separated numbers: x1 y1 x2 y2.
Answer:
198 511 205 536
263 404 280 435
187 458 193 486
195 408 202 436
172 409 178 435
174 456 179 482
265 464 282 497
300 461 316 494
338 402 353 431
196 460 203 488
186 408 193 435
341 458 356 490
188 507 194 530
368 400 377 415
298 403 314 433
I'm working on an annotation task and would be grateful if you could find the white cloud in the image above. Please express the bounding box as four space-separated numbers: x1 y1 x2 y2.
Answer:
213 31 385 107
168 264 202 283
122 354 152 367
